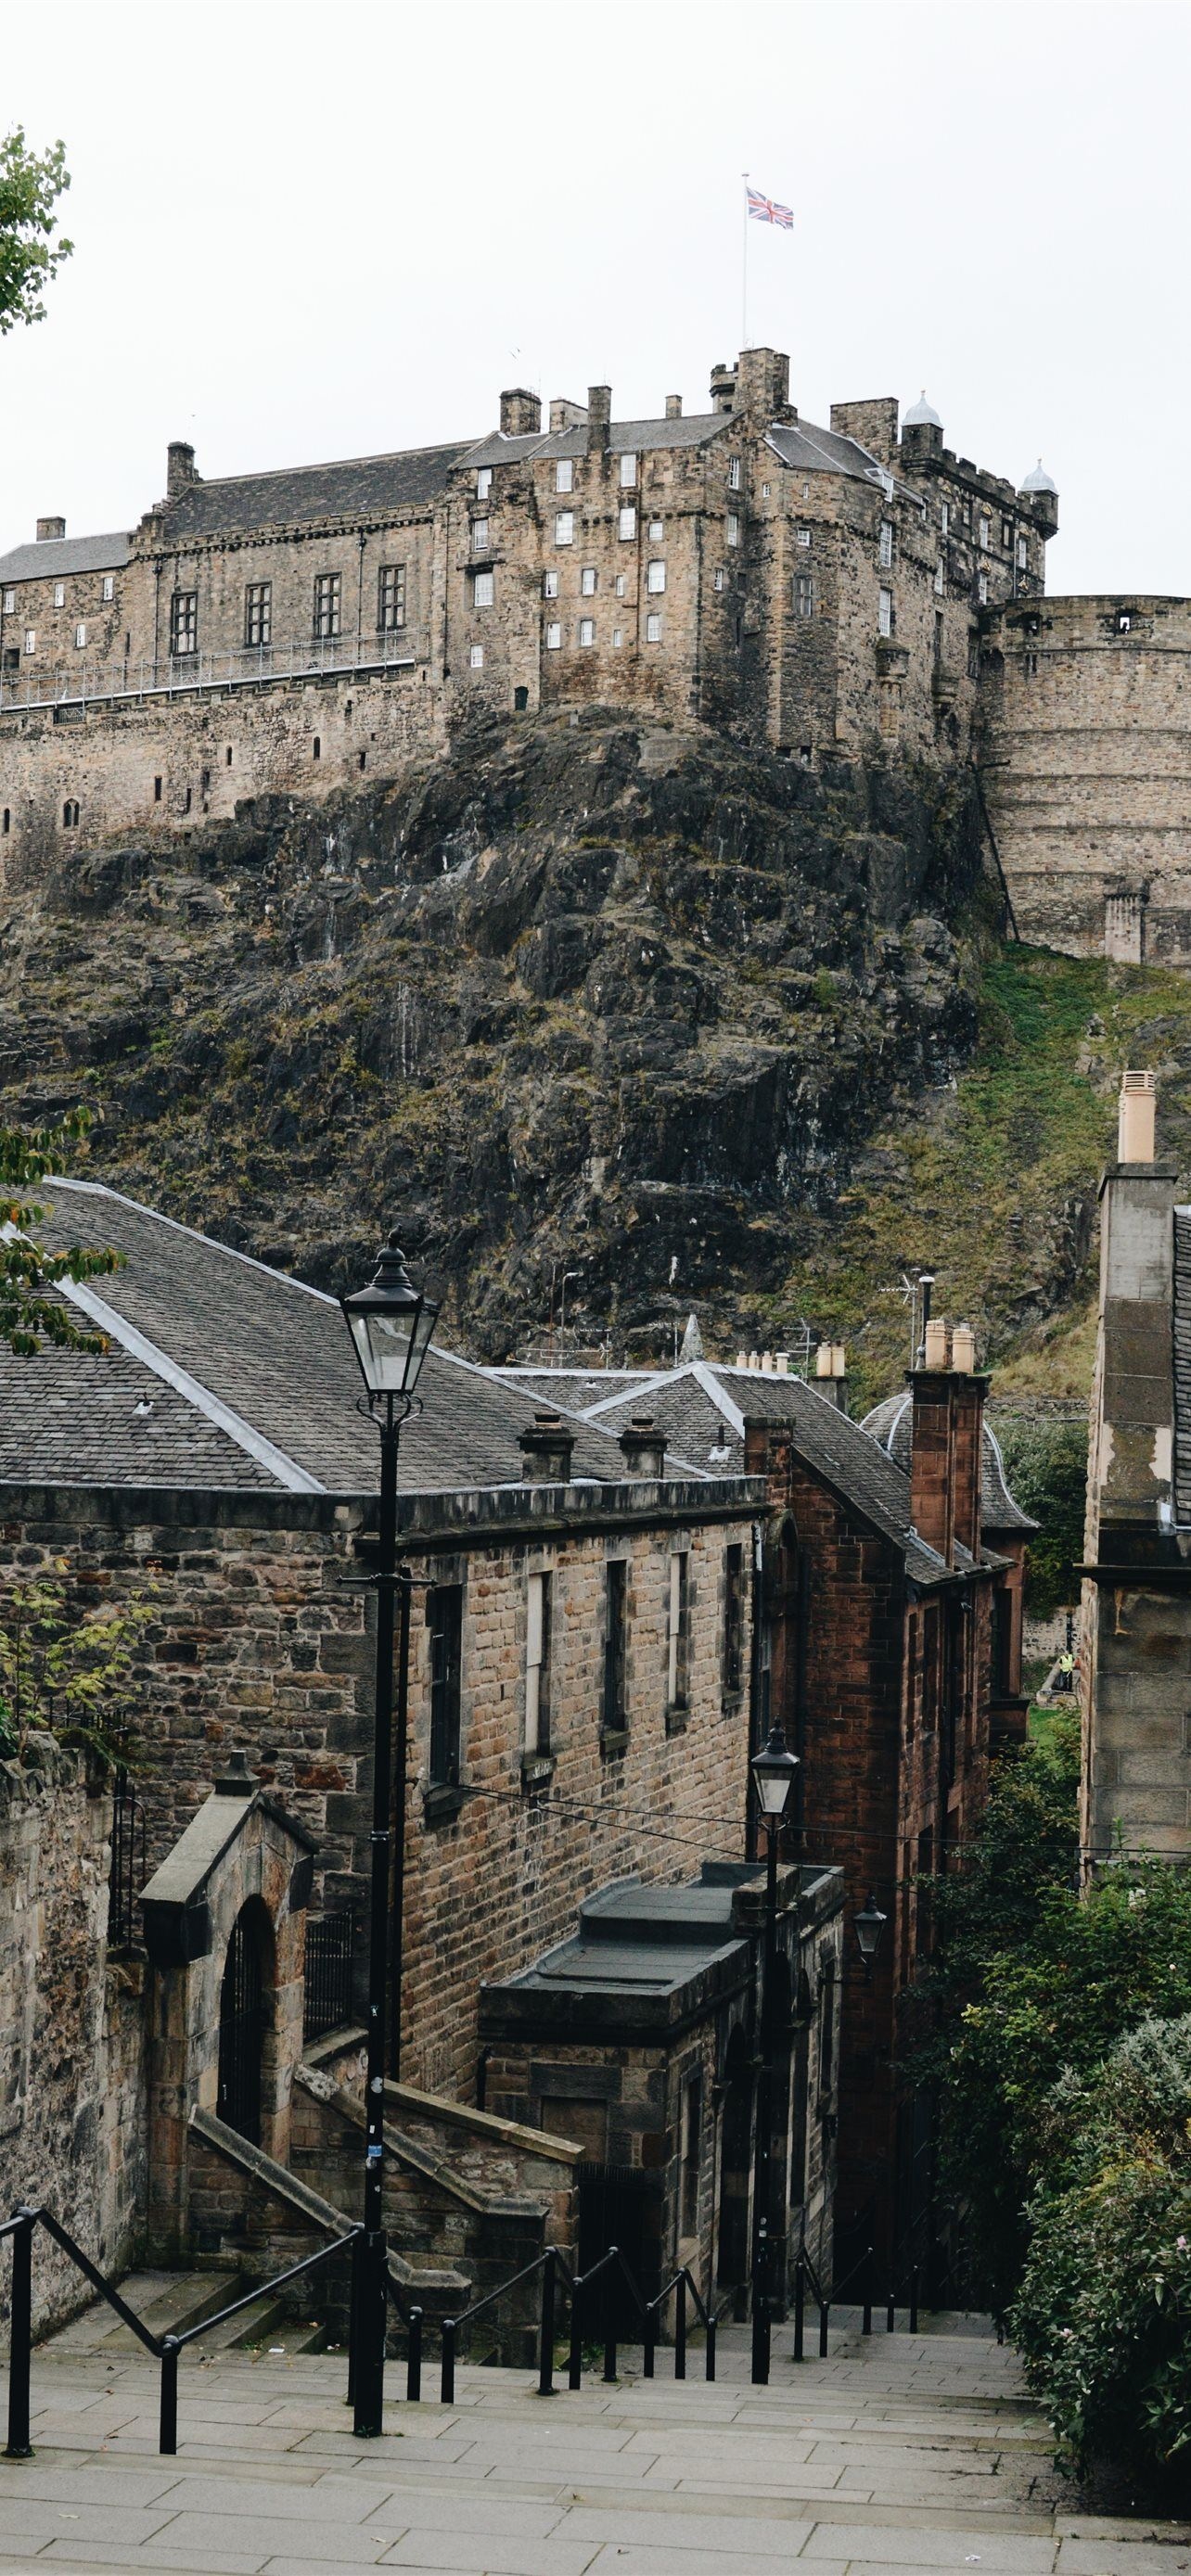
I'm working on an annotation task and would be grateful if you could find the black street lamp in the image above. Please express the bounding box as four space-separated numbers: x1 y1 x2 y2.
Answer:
853 1893 888 1981
340 1235 439 2440
749 1722 800 2387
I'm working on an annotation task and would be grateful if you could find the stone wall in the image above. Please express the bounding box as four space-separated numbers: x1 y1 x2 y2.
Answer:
0 1740 147 2335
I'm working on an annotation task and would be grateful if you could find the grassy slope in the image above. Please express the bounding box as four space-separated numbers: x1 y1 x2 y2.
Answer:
764 941 1191 1416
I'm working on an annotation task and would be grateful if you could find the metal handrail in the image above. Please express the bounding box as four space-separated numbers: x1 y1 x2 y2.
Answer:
0 633 419 718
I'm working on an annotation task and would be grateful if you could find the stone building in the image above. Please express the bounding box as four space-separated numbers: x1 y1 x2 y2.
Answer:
1080 1070 1191 1868
0 1178 843 2327
0 351 1056 873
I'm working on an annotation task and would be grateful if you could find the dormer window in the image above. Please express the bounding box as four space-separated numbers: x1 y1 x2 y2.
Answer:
476 467 493 499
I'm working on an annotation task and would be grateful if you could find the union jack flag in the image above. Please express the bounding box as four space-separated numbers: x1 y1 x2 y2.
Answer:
747 185 793 229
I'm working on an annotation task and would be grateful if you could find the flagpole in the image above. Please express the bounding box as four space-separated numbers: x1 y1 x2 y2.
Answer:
741 172 749 350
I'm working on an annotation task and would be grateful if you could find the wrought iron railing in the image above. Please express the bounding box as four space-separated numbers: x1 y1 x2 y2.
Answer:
0 633 417 717
302 1908 355 2042
107 1766 146 1950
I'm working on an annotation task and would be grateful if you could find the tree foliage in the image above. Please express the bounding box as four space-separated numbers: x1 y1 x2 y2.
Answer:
1 1107 120 1352
0 1575 153 1766
995 1417 1088 1620
0 129 71 335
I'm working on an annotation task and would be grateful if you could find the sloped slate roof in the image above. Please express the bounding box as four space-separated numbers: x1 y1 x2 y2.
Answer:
862 1391 1037 1534
4 1182 678 1498
0 530 131 582
158 442 475 541
463 412 733 470
766 420 888 485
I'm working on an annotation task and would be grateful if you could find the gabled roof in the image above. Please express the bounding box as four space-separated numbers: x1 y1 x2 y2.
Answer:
156 442 475 541
0 530 131 583
766 419 890 488
462 413 733 471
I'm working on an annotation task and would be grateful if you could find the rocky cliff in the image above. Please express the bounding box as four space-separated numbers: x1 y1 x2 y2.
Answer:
0 710 993 1372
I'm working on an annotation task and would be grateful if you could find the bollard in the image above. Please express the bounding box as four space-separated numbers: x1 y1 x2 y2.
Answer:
674 2277 686 2382
603 2323 618 2384
569 2281 583 2391
538 2250 556 2397
909 2264 919 2336
793 2257 804 2364
406 2307 422 2404
441 2318 456 2407
863 2247 873 2338
5 2213 33 2460
818 2300 829 2360
159 2338 179 2457
705 2315 716 2384
643 2302 656 2379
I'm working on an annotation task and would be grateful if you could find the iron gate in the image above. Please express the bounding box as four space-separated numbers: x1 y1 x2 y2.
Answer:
217 1909 267 2144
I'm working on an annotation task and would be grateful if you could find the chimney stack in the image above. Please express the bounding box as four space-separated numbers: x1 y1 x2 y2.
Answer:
519 1409 576 1486
665 393 683 419
1118 1068 1156 1165
35 516 65 542
618 1414 668 1479
710 363 737 414
167 440 198 500
587 385 611 453
908 1320 987 1564
815 1341 849 1409
500 387 542 437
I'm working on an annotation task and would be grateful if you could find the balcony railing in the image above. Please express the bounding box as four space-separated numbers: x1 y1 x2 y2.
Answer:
0 632 418 717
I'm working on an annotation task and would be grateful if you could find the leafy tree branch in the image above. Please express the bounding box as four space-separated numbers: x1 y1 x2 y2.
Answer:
0 129 71 334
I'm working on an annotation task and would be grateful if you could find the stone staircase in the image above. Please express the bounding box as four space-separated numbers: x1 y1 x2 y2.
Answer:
34 2264 336 2361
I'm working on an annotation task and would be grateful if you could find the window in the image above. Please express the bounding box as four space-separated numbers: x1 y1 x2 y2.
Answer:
73 621 87 650
244 580 272 647
525 1572 552 1755
723 1544 744 1694
1016 535 1028 569
878 520 893 568
602 1560 627 1733
667 1551 689 1707
934 559 945 595
313 572 341 639
476 466 492 500
1001 517 1013 549
614 573 626 598
681 2069 702 2235
618 506 636 541
877 587 893 637
581 566 596 596
1116 609 1132 633
226 745 233 765
1 810 7 834
101 575 115 604
620 451 637 487
761 480 770 499
154 775 162 802
579 618 595 646
728 455 741 491
793 572 813 618
978 570 989 606
795 526 812 548
428 1584 463 1787
646 611 662 643
543 569 559 600
934 610 944 660
648 519 664 541
469 643 484 668
378 564 405 631
713 567 724 592
940 502 950 537
647 559 666 594
545 620 562 650
555 511 574 545
612 627 623 648
312 736 321 760
23 629 34 655
1 588 13 613
473 569 494 607
170 592 197 657
54 582 65 607
471 516 490 552
963 499 971 529
726 513 740 547
556 458 573 493
992 1589 1012 1697
978 514 990 549
62 799 79 828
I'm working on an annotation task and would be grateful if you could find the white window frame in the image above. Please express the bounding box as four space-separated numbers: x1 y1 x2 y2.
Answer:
545 620 562 650
877 587 892 638
934 560 945 595
581 566 596 596
73 621 87 649
728 455 741 491
793 573 813 618
619 451 637 487
2 588 14 614
525 1572 550 1754
648 519 664 542
647 559 666 595
795 527 812 549
476 466 493 500
614 573 627 598
556 458 573 493
555 511 574 546
54 582 65 608
726 513 740 548
471 516 490 553
469 643 484 669
543 569 559 600
979 515 991 549
612 626 623 648
646 610 662 644
761 480 771 499
579 617 595 647
473 569 493 608
101 574 115 603
1016 535 1028 569
978 570 989 605
23 628 35 655
878 520 893 569
713 567 724 592
618 505 636 541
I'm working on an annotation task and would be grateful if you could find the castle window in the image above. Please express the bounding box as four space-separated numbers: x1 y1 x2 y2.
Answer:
62 799 79 827
802 481 811 499
612 627 623 648
1017 535 1028 569
543 569 559 600
878 520 893 568
73 621 87 650
667 1549 689 1709
476 466 493 500
524 1572 552 1756
1001 517 1013 549
170 592 197 657
1 588 13 613
555 510 574 545
877 587 893 637
795 527 811 548
473 569 494 607
513 685 529 710
154 776 162 801
934 559 945 594
359 746 368 766
646 611 662 643
54 582 65 607
1117 611 1132 633
185 786 192 813
647 559 666 594
581 566 596 596
614 573 627 597
618 506 636 541
23 628 34 655
978 514 990 549
1 810 8 834
378 565 405 631
648 519 664 542
940 503 949 536
469 644 484 668
793 572 813 618
579 618 595 646
313 736 321 759
726 513 740 548
762 481 771 499
313 572 341 640
963 499 971 529
471 516 490 552
226 746 233 765
244 581 272 647
620 452 637 487
934 610 944 660
545 620 562 650
978 570 989 605
713 567 724 591
101 575 114 603
556 458 573 493
728 455 741 491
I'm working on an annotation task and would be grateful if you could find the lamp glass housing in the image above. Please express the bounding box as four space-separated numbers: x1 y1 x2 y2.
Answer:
340 1238 440 1399
750 1726 800 1819
853 1894 888 1964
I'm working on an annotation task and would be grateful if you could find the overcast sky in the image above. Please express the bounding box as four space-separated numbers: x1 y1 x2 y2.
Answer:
1 0 1185 598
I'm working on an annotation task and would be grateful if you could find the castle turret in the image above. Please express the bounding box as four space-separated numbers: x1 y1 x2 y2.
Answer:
1019 457 1059 538
900 390 943 463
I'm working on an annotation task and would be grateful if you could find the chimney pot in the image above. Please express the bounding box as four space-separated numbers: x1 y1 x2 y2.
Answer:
923 1318 949 1371
952 1324 976 1374
35 515 65 542
1119 1067 1156 1164
618 1413 668 1479
775 1352 789 1375
815 1343 832 1380
761 1350 774 1374
736 1349 749 1370
831 1344 847 1380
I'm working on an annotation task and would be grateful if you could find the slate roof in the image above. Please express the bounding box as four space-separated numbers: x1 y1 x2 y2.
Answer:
463 412 734 470
492 1368 658 1410
157 443 475 541
1172 1208 1191 1523
2 1181 697 1498
766 420 890 486
0 530 131 583
861 1392 1037 1535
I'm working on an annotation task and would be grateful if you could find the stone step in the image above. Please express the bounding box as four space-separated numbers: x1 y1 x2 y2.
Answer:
35 2269 242 2357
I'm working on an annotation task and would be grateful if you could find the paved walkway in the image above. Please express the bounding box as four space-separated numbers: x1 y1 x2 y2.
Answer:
0 2313 1187 2574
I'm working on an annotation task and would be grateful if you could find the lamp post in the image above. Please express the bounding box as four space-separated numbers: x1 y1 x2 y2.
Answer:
749 1722 800 2386
340 1235 439 2439
853 1893 888 1982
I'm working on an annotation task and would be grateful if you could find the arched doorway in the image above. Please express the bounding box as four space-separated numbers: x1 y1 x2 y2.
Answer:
716 2022 752 2300
216 1899 274 2145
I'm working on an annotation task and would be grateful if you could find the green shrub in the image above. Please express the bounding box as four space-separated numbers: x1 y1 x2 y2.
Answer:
1011 2016 1191 2482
